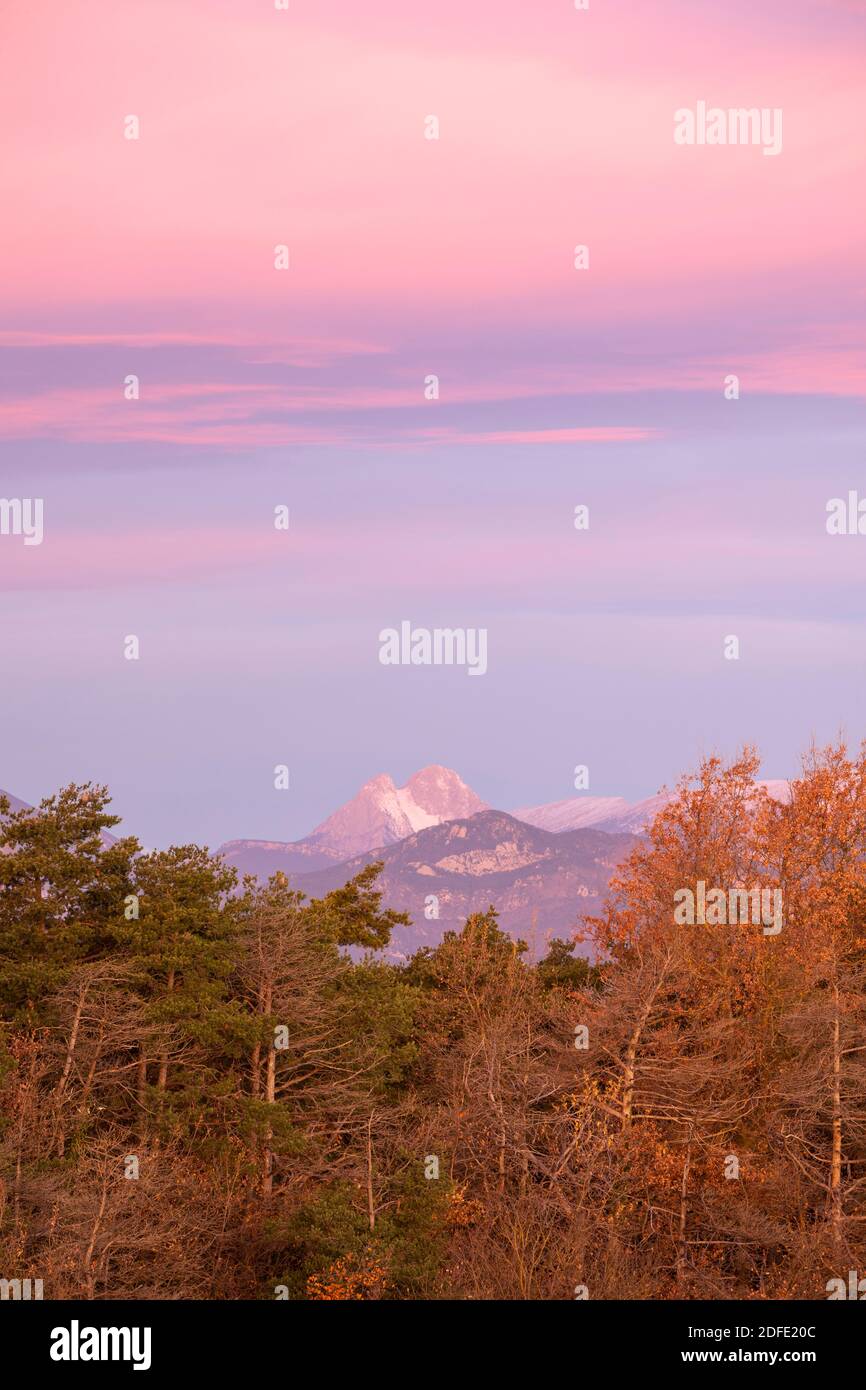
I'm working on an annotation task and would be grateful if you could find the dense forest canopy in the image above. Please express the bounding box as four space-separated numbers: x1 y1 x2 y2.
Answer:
2 742 865 1300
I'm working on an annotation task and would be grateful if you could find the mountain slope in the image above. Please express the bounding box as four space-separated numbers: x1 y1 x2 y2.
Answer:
285 810 636 957
512 795 630 833
220 764 487 874
219 770 793 956
0 788 32 816
0 786 118 847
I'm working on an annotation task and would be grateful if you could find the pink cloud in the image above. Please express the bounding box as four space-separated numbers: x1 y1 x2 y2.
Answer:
0 381 657 448
2 335 862 451
0 330 386 364
411 427 655 445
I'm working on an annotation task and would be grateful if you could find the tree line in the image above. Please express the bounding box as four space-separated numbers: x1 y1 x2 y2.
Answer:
2 742 865 1299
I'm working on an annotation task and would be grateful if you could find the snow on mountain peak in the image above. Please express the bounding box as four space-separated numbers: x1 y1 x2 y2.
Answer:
406 765 486 819
512 780 792 835
306 765 486 858
512 796 630 833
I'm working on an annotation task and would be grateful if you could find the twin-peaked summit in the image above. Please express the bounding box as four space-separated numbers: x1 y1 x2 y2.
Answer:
304 765 487 859
219 765 488 877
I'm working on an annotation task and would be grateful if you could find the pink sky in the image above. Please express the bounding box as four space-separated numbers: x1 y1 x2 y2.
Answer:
1 0 863 339
0 0 862 447
1 0 866 846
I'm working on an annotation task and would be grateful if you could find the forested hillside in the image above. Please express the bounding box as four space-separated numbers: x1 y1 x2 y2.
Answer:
2 743 865 1300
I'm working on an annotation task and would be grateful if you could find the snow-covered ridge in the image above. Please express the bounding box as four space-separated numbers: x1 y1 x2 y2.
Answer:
512 796 630 833
513 780 791 835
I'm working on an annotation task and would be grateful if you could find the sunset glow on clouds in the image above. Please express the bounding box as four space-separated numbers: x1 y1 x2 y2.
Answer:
2 0 864 349
1 0 865 844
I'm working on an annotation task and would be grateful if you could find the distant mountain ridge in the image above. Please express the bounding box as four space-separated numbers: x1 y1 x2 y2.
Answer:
3 769 793 957
218 768 792 952
220 765 488 877
285 810 636 957
0 789 32 816
1 786 118 847
513 780 792 835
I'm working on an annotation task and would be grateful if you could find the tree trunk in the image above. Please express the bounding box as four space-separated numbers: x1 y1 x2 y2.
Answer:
156 969 175 1092
366 1111 376 1232
830 981 843 1249
13 1046 38 1231
622 972 666 1131
55 983 90 1156
251 926 264 1098
83 1176 109 1300
261 983 274 1197
676 1142 692 1286
76 1026 104 1140
58 983 88 1098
